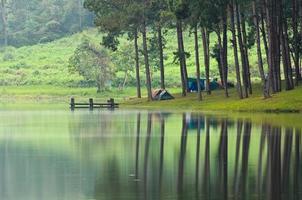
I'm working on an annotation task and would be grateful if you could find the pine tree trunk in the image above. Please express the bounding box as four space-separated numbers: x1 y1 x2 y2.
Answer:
230 1 243 99
253 1 269 98
176 19 188 96
260 8 269 62
134 30 142 98
280 10 294 90
281 27 291 91
142 21 153 101
201 28 211 95
284 23 294 89
194 26 202 101
235 1 249 98
298 0 302 83
267 0 281 93
180 26 188 88
293 0 301 85
216 31 224 86
240 12 253 94
285 29 294 88
276 0 282 92
217 19 229 98
158 24 165 89
264 0 274 93
222 12 229 98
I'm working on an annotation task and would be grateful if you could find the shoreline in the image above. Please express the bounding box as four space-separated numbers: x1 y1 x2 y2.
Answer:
0 84 301 113
122 85 302 113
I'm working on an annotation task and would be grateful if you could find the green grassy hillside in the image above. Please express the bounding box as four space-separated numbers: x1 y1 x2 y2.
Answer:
3 28 289 113
0 29 100 86
0 28 263 89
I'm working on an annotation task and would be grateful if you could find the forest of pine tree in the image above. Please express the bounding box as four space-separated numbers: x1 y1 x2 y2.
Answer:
0 0 93 47
84 0 302 101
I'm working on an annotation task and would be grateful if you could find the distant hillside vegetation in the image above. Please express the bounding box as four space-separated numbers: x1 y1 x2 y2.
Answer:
0 28 263 88
0 0 93 47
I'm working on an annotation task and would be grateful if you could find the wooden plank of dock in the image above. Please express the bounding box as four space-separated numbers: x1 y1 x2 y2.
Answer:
70 98 119 111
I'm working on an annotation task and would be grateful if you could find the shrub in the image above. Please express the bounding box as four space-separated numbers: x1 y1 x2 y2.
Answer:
11 62 29 69
2 52 15 61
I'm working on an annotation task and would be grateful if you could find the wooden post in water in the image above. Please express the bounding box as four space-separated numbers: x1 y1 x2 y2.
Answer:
107 98 114 108
111 98 115 108
70 98 75 111
89 98 94 111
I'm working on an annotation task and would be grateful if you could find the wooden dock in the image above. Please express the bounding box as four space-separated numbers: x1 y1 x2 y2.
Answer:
70 98 119 110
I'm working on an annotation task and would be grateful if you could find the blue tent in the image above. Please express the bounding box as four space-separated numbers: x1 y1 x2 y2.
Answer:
188 78 220 92
188 78 205 91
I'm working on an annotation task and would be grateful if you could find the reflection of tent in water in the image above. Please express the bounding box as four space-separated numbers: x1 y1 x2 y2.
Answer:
191 116 219 130
188 78 234 92
152 112 172 121
186 114 205 130
152 89 174 101
185 114 235 130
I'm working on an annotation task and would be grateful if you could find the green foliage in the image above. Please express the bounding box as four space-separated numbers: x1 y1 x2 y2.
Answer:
0 28 265 89
102 33 120 51
211 43 221 64
147 30 168 71
2 51 14 61
111 41 136 87
69 38 114 92
0 0 94 47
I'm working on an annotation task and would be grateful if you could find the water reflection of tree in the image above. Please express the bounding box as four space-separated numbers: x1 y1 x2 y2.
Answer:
233 120 243 192
267 126 282 200
260 125 301 200
91 112 302 200
218 119 228 198
159 113 165 194
202 116 211 197
134 113 141 180
133 112 141 200
239 121 252 198
195 115 201 195
177 113 188 198
143 113 152 200
294 129 301 200
282 128 293 194
257 124 267 196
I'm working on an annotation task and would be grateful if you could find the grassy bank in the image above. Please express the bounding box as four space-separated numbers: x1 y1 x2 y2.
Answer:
0 83 301 113
0 85 142 110
123 83 302 113
0 85 138 104
0 85 180 104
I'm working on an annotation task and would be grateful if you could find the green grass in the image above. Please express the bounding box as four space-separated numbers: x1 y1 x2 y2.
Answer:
1 83 301 114
0 85 134 103
0 28 264 88
0 28 298 114
123 83 302 113
0 85 180 104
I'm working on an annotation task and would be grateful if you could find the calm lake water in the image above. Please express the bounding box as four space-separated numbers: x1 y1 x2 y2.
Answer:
0 110 301 200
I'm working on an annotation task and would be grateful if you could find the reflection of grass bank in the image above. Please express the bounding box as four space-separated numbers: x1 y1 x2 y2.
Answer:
124 83 302 113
